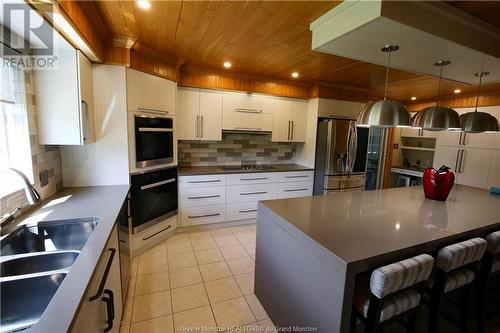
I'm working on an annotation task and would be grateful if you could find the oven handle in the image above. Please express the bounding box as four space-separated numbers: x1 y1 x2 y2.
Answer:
138 127 173 132
138 108 169 115
140 178 176 190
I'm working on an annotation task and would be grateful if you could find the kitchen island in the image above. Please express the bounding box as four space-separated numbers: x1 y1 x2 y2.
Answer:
254 185 500 333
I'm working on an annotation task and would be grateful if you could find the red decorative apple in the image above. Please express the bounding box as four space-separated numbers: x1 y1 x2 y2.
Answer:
423 166 455 201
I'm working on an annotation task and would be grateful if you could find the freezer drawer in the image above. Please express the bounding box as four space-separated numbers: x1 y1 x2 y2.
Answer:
324 174 365 191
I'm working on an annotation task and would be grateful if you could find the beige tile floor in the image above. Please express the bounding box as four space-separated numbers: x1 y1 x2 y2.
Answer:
121 223 277 333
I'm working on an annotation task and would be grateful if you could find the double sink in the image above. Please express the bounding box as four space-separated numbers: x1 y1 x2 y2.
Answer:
0 218 99 333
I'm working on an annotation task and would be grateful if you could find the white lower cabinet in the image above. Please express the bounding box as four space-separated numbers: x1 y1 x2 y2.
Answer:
71 225 122 333
181 205 226 226
278 181 313 199
179 170 313 226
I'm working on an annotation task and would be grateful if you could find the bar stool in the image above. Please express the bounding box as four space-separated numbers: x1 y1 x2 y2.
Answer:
476 231 500 333
428 237 487 333
351 254 434 333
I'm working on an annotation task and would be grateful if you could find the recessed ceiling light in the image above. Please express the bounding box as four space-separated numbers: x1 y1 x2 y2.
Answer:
223 61 231 68
291 72 299 78
454 89 461 94
411 96 417 101
137 0 152 10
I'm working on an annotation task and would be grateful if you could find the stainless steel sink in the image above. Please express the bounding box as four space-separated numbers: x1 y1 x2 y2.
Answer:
0 272 66 332
1 251 79 277
0 218 99 256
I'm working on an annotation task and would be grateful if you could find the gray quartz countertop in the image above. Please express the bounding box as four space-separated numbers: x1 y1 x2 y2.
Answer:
259 185 500 268
178 163 313 176
13 185 130 333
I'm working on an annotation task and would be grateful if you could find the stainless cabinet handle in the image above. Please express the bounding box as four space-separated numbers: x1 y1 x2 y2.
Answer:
458 132 463 146
462 132 467 145
459 149 466 173
284 188 308 192
454 149 460 171
187 195 221 199
138 127 173 132
235 107 262 113
239 209 258 213
196 115 200 138
201 115 204 138
102 289 115 332
140 178 176 190
291 121 294 140
188 213 220 219
89 248 116 301
234 127 261 131
287 121 291 140
188 179 221 183
142 225 172 240
240 191 267 196
240 177 268 181
82 100 89 142
138 107 169 115
284 175 309 178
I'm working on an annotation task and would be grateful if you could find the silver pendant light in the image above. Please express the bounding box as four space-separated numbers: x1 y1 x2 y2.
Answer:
461 72 499 133
357 45 411 128
412 61 460 131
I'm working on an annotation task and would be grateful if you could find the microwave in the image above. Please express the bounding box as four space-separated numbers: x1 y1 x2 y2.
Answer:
130 109 175 169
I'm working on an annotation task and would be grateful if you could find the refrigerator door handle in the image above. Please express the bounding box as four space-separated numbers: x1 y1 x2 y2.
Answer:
347 121 357 173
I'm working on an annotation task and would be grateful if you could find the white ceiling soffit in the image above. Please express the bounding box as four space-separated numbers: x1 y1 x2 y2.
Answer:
310 0 500 85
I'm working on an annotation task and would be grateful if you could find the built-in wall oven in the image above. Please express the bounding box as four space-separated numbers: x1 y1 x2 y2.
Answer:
130 167 178 233
130 109 174 169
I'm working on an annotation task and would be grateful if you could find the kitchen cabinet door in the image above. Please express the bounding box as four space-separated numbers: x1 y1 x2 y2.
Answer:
433 145 459 173
486 150 500 188
289 99 308 142
178 87 200 140
222 91 274 114
458 148 492 188
36 43 95 145
223 110 273 132
272 98 291 142
126 68 176 114
199 89 223 141
436 131 462 147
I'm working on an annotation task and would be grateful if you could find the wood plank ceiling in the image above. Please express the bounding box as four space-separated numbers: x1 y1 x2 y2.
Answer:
93 0 500 102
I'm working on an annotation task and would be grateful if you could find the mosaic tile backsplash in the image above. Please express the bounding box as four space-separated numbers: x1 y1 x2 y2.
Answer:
178 133 298 166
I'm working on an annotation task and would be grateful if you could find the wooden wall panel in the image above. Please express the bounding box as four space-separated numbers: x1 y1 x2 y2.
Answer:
105 46 131 66
311 84 370 102
407 91 500 112
130 49 179 82
179 66 311 98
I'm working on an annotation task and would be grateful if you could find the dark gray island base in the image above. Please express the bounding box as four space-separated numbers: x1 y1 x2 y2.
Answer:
254 185 500 333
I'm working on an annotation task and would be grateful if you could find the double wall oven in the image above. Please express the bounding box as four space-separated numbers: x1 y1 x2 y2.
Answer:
129 108 178 233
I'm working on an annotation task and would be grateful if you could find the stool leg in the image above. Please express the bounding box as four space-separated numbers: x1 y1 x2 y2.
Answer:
460 285 472 333
350 308 358 330
407 312 417 333
476 279 487 333
429 271 446 333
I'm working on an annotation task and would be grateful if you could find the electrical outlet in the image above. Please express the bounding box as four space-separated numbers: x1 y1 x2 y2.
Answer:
39 169 49 187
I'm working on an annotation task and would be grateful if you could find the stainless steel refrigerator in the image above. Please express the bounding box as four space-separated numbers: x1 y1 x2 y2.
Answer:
313 118 369 194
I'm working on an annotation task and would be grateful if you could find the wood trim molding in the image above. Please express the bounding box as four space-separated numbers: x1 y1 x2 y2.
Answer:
129 49 179 82
311 83 370 102
407 90 500 112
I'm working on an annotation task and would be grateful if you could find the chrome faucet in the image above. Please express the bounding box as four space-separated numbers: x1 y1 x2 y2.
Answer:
0 168 41 231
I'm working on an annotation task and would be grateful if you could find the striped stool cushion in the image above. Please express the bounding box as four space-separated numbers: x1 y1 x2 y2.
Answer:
355 289 421 323
492 255 500 273
444 268 475 293
370 254 434 298
485 231 500 254
436 238 487 272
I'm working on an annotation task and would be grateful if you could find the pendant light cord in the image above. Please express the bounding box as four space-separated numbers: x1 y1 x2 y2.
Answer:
474 73 484 113
436 65 443 107
384 50 391 101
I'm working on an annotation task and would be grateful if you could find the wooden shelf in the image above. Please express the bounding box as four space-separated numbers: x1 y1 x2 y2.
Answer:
400 146 435 152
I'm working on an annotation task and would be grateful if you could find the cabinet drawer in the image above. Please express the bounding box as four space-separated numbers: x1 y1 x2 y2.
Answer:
226 172 278 185
226 202 258 221
179 175 226 188
132 216 177 255
181 205 226 226
226 183 277 203
278 171 314 182
278 181 313 199
180 186 226 208
223 110 273 132
222 92 274 114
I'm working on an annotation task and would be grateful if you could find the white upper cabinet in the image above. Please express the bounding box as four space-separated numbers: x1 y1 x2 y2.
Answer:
317 98 365 119
36 42 95 145
222 91 274 132
272 97 308 142
178 87 222 141
126 68 176 114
